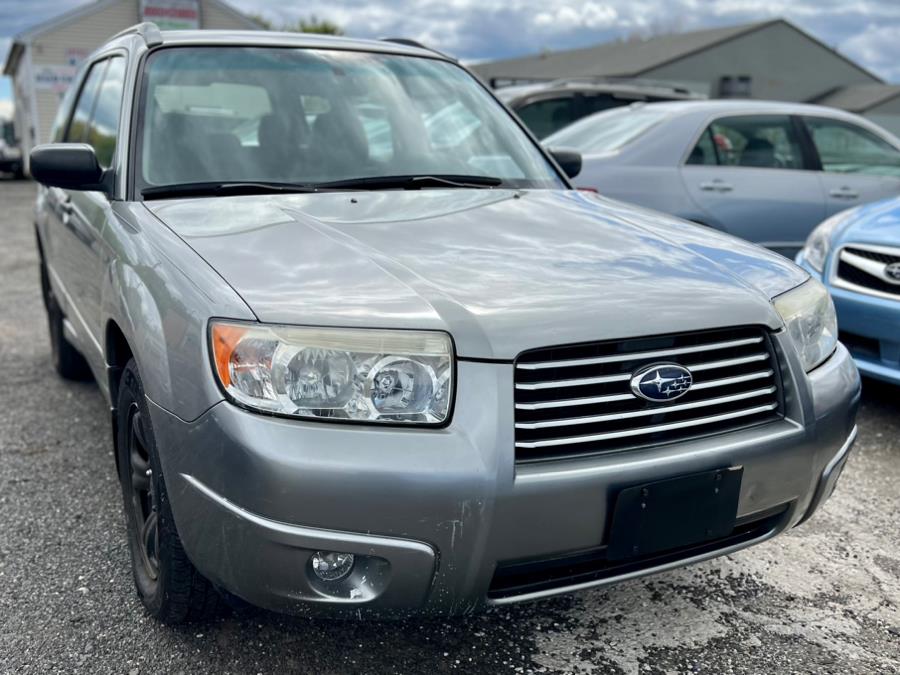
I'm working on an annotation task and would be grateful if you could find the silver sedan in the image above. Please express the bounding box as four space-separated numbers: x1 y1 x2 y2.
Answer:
545 100 900 258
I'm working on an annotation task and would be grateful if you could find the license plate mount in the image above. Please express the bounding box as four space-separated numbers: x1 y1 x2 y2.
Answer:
606 466 743 561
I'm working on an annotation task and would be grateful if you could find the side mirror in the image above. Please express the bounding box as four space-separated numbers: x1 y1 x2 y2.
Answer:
30 143 108 192
546 147 582 179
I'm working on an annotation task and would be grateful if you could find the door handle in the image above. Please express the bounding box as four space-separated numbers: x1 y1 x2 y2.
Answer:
59 197 74 215
699 180 733 193
829 187 859 199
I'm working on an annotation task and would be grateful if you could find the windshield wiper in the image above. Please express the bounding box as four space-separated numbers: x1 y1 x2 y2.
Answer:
141 175 504 200
141 181 318 200
309 175 504 191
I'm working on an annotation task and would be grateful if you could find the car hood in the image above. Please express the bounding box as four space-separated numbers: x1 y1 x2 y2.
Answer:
146 189 803 359
836 197 900 248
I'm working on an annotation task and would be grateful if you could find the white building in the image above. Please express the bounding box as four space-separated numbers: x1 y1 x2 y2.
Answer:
2 0 259 169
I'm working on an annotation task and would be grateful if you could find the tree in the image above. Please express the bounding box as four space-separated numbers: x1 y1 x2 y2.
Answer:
249 13 344 36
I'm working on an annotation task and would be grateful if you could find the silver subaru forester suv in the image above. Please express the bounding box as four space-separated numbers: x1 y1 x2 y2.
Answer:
30 24 859 623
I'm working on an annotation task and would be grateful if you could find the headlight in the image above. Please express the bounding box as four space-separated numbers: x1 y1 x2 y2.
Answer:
773 279 838 372
210 322 454 425
800 210 851 273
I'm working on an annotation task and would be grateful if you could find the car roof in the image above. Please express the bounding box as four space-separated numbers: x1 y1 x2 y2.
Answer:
622 98 865 119
495 79 703 104
120 29 449 60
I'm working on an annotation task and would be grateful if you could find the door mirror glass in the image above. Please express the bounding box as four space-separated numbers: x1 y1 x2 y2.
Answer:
30 143 107 191
546 147 582 179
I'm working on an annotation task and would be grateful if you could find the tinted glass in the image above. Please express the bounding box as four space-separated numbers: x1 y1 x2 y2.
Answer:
137 47 561 190
707 115 803 169
686 127 717 165
51 77 80 143
545 106 670 154
1 120 14 145
65 61 106 143
582 94 625 116
86 57 126 167
805 117 900 176
516 97 576 139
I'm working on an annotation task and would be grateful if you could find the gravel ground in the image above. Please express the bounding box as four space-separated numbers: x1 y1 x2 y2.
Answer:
1 178 899 674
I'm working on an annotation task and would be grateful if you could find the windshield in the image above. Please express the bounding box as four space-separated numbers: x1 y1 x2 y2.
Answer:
136 47 562 193
545 106 671 154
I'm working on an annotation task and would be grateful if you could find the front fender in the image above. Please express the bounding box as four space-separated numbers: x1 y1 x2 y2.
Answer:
102 203 255 421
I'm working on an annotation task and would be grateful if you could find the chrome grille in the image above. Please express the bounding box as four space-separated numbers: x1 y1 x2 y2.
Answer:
834 244 900 299
514 327 782 462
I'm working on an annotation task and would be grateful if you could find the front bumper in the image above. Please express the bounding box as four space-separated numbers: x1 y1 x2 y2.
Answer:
798 257 900 385
149 339 860 617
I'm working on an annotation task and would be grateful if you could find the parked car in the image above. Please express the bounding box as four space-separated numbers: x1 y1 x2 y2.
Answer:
796 198 900 385
495 78 705 139
31 24 859 623
546 100 900 258
0 116 25 178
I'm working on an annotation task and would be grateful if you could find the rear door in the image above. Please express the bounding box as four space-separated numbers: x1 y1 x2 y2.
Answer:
680 114 825 258
801 116 900 215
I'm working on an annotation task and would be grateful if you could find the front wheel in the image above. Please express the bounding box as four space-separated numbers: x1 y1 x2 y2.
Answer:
116 359 224 623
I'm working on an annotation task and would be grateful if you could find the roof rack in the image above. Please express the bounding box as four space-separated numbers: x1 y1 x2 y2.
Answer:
380 37 456 62
110 22 164 47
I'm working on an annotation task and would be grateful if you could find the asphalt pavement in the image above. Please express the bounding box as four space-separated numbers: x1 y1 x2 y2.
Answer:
1 178 899 674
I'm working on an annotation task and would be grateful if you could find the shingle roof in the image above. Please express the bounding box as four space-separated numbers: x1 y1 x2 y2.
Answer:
471 19 880 85
472 20 774 81
814 84 900 112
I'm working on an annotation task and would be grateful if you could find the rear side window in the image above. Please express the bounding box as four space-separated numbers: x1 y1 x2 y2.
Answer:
688 115 804 169
516 97 576 139
804 117 900 176
686 127 717 165
86 57 126 167
65 61 106 143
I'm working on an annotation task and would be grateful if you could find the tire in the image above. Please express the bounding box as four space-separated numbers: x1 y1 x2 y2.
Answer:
116 359 224 623
43 268 92 381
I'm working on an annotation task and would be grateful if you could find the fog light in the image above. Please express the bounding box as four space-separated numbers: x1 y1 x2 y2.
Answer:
311 551 355 581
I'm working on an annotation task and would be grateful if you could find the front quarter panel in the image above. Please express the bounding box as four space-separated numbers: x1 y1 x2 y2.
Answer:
103 202 256 420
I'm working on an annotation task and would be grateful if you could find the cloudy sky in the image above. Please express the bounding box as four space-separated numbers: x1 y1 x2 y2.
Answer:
2 0 900 105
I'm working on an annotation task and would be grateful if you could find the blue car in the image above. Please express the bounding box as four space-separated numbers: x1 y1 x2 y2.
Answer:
797 198 900 385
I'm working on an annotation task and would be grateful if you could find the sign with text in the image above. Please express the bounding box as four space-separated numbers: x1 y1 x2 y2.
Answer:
140 0 200 30
33 65 77 94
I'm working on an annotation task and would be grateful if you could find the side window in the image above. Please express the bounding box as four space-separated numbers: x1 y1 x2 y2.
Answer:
804 117 900 176
64 60 106 143
582 94 622 116
516 97 576 139
686 127 717 165
706 115 804 170
50 75 81 142
85 57 126 168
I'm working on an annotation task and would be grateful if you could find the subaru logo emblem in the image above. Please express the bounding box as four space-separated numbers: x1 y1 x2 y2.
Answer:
630 363 693 402
885 262 900 283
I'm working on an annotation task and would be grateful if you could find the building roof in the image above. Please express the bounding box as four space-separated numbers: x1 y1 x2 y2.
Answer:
814 84 900 112
472 19 882 85
3 0 261 75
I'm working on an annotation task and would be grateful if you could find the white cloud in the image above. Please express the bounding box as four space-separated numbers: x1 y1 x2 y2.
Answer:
3 0 900 82
841 24 900 81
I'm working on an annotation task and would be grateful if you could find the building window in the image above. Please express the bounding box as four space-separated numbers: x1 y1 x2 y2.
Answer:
719 75 752 98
